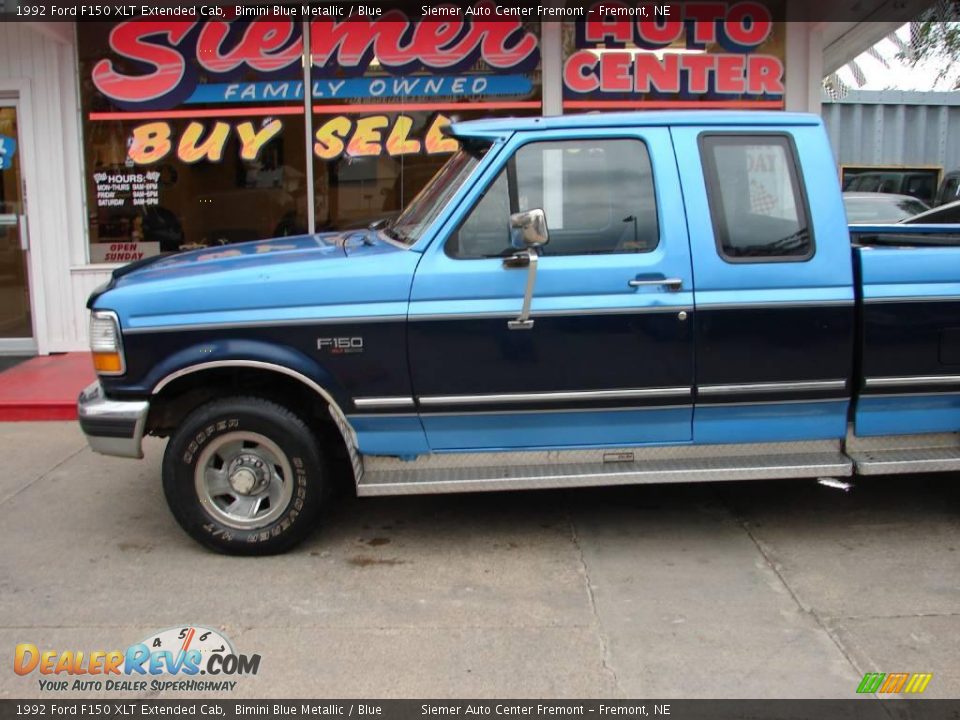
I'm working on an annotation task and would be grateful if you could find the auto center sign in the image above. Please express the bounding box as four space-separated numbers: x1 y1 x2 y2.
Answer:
564 2 785 108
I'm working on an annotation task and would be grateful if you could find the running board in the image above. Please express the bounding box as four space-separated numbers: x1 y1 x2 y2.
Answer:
357 449 852 496
846 431 960 475
850 447 960 475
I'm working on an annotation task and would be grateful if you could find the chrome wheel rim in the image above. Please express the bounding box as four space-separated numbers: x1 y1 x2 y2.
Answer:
194 431 294 530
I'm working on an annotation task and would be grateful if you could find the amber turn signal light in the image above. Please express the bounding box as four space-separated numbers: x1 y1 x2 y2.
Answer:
92 352 123 374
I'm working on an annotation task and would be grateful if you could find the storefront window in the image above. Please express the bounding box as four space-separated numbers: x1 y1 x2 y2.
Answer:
77 15 542 263
307 14 541 232
77 22 309 262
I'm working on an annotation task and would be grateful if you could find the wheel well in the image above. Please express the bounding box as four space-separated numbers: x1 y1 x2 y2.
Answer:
147 367 349 461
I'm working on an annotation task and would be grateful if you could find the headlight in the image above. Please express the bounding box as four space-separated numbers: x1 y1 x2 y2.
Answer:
89 311 126 375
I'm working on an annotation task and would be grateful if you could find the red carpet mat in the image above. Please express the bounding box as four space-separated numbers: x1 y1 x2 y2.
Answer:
0 353 95 421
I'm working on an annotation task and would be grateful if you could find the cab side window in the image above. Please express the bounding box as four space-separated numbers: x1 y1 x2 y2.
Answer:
447 139 659 259
700 135 813 262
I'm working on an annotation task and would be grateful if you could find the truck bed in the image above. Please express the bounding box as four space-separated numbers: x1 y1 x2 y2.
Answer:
850 223 960 437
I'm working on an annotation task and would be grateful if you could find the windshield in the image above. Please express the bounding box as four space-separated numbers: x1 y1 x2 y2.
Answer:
386 144 488 245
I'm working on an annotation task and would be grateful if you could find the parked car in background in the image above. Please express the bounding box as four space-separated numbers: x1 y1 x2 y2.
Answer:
903 199 960 225
842 168 939 205
935 170 960 206
843 192 929 224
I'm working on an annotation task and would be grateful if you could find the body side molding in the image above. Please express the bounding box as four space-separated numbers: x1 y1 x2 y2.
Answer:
698 380 846 395
864 375 960 388
353 397 416 409
418 387 692 407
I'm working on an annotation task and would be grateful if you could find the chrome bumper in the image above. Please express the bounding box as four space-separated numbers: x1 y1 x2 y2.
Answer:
77 382 150 459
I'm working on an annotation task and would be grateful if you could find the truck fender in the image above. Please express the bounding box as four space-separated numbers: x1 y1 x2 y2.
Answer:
144 339 357 447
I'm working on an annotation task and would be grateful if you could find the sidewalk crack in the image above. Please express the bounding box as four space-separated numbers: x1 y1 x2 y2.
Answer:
0 445 87 507
567 509 620 696
734 512 866 682
827 611 960 621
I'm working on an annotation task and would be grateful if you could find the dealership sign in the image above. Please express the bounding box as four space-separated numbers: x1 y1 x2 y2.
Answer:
85 11 541 163
564 2 784 105
125 114 459 165
186 74 533 104
90 10 541 110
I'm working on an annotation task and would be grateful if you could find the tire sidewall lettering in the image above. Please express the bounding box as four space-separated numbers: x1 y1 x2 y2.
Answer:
182 418 239 464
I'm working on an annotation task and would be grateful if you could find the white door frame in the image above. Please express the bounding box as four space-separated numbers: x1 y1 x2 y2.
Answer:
0 81 44 355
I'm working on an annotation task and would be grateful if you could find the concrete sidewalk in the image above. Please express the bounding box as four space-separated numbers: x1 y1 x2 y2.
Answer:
0 422 958 699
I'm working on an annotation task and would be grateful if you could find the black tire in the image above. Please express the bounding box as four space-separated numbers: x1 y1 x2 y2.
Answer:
162 397 325 555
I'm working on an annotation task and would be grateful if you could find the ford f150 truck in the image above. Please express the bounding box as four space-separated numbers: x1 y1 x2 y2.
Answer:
78 111 960 554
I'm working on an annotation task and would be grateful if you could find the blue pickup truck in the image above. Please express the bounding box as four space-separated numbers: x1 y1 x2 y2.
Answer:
78 111 960 554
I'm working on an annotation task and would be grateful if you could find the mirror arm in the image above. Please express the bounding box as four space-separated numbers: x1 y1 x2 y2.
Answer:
502 253 531 269
505 250 538 331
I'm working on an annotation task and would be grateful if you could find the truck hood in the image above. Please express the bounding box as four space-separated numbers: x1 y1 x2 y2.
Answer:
117 230 400 284
88 230 421 332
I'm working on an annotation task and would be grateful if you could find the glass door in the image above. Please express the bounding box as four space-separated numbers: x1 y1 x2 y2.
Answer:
0 100 34 352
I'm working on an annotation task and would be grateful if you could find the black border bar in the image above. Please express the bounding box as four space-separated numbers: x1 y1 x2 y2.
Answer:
4 700 960 720
0 0 945 23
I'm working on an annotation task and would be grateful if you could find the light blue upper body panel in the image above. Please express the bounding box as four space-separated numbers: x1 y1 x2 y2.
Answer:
97 231 419 332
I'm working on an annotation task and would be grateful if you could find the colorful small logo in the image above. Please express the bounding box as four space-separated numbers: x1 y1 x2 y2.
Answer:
857 672 933 694
0 134 16 170
13 625 260 693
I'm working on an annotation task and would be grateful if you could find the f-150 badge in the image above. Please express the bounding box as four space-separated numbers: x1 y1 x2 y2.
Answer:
317 336 364 354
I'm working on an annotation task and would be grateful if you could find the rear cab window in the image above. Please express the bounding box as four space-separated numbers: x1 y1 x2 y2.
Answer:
699 134 814 263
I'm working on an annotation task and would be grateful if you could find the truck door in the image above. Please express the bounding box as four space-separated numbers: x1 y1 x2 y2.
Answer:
408 128 695 450
671 125 856 443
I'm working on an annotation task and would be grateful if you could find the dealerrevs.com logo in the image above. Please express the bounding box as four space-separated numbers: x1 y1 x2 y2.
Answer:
14 625 260 693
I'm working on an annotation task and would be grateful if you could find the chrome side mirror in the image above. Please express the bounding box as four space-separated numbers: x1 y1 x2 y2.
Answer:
504 209 548 332
509 208 549 250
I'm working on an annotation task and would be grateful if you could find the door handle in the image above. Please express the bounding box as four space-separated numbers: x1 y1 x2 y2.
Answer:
628 277 683 291
18 215 28 251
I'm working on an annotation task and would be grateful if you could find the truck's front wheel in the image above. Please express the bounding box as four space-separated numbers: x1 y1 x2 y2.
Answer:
162 397 325 555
